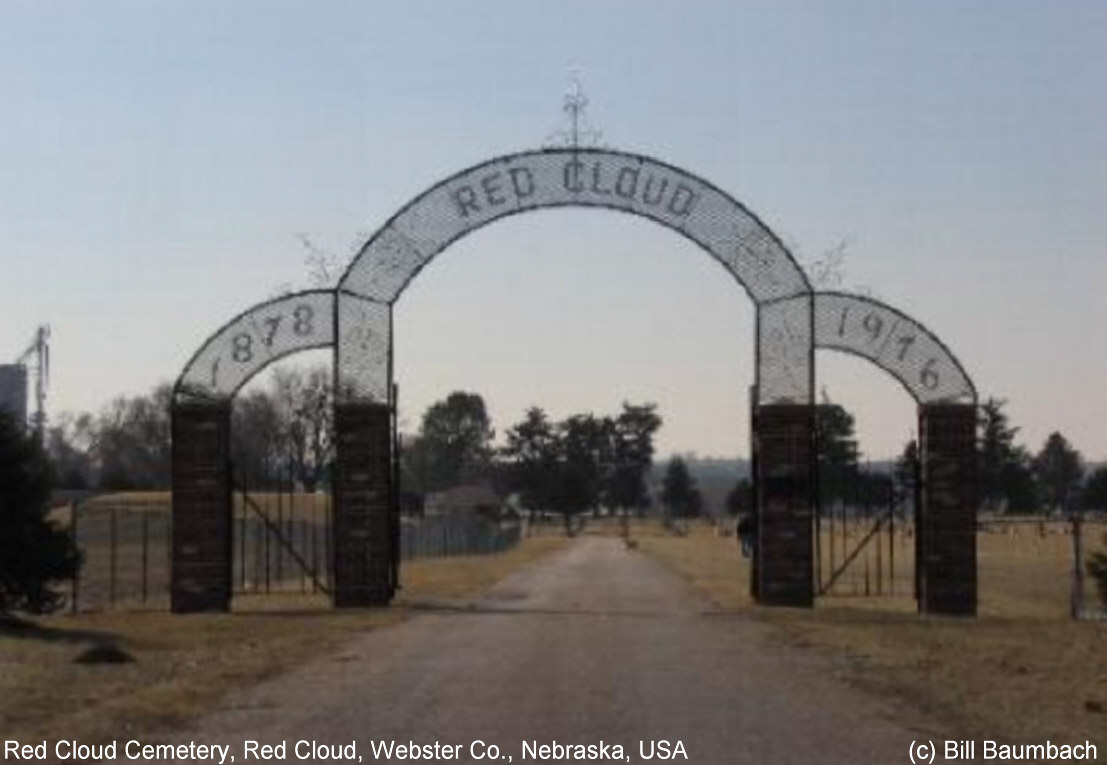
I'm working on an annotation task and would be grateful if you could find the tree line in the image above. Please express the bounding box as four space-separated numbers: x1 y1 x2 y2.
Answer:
38 369 1107 519
712 396 1107 524
43 367 334 493
399 392 666 531
7 372 1107 614
39 370 681 526
715 398 903 522
976 398 1107 515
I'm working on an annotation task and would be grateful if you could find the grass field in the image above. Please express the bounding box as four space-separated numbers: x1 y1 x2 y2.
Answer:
635 521 1107 744
55 492 525 611
0 537 566 746
12 503 1106 748
57 491 330 519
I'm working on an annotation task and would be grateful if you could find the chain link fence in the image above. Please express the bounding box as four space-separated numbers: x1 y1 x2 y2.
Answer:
400 515 521 560
63 498 1102 616
64 496 520 612
975 515 1107 620
1076 516 1107 620
69 501 171 611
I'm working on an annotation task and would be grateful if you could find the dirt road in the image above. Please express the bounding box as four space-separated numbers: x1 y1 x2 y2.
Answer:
169 538 936 763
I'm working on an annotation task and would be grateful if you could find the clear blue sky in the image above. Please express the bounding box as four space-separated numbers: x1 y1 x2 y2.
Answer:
2 1 1105 460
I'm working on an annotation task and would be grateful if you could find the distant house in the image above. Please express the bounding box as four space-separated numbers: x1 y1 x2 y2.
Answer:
424 485 504 521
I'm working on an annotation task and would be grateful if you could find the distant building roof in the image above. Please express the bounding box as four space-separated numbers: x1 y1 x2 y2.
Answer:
425 484 503 515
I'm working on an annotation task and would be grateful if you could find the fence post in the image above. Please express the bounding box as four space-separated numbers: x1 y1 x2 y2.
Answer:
254 517 263 592
325 490 333 592
142 510 149 605
276 467 284 586
875 504 883 596
238 514 246 592
70 501 79 613
300 515 307 595
889 490 896 595
109 506 118 608
312 502 319 594
1071 506 1085 620
264 505 271 594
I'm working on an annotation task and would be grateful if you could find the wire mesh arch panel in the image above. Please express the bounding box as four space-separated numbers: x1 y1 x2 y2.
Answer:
176 290 336 402
758 296 814 405
335 147 816 405
812 291 975 404
336 293 391 404
338 149 811 304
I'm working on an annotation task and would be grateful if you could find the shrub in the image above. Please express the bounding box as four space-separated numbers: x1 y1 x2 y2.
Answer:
0 411 80 614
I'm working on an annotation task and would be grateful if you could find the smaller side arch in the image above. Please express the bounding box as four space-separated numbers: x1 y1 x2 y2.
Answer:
174 289 336 402
808 291 976 404
799 289 978 615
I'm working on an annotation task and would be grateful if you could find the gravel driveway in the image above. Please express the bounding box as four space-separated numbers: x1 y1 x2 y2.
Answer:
163 537 936 764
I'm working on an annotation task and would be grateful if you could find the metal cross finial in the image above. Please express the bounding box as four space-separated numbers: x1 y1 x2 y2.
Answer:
564 75 587 149
545 72 603 149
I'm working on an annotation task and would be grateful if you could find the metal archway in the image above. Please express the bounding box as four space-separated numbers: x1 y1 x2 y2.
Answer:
333 148 815 408
170 147 978 615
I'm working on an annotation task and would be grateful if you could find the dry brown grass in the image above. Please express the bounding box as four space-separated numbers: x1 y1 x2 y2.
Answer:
635 521 1107 742
635 524 755 610
397 537 567 602
83 492 171 509
0 537 566 747
75 491 330 519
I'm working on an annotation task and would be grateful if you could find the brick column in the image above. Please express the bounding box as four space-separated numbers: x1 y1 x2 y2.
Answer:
171 401 233 613
754 404 815 607
332 402 396 607
918 403 977 616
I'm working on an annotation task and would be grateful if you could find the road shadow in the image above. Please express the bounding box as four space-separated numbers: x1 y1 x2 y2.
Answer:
0 612 120 645
401 599 698 619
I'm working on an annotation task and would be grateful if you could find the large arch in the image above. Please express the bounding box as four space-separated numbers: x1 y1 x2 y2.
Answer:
334 148 814 407
169 147 978 615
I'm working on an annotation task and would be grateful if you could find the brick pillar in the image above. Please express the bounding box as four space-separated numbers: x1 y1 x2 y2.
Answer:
332 402 396 607
754 404 815 607
918 403 977 616
171 401 233 613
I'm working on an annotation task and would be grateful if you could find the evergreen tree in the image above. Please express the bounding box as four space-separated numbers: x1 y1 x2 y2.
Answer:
893 440 918 503
1088 470 1107 605
1032 432 1084 515
1000 460 1039 515
0 411 80 614
548 414 612 530
1081 466 1107 513
815 396 859 506
604 403 662 517
978 398 1036 514
726 478 753 517
501 407 559 519
1088 544 1107 607
661 456 702 519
